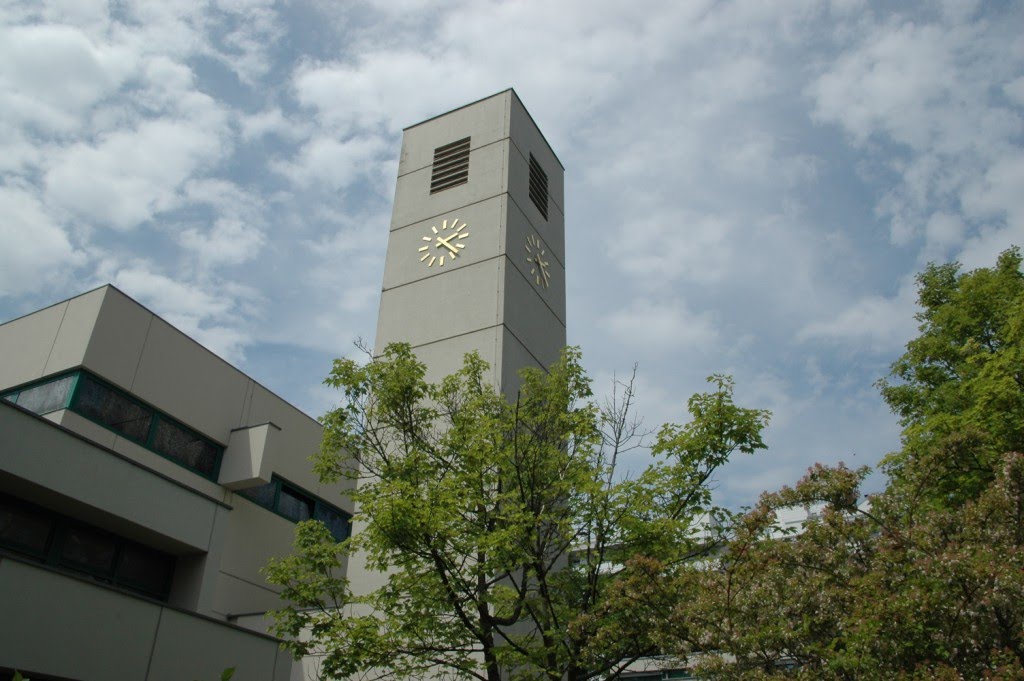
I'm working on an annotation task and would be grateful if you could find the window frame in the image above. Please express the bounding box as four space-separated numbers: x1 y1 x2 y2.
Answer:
237 475 351 541
0 492 176 601
2 370 224 481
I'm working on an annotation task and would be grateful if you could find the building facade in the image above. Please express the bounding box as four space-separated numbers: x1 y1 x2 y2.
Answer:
0 89 564 681
0 285 353 680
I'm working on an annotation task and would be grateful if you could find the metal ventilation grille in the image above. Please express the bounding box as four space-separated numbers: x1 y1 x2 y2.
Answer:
528 153 549 220
430 136 471 194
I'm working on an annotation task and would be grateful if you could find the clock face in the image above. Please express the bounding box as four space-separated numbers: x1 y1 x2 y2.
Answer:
525 234 551 288
417 217 469 267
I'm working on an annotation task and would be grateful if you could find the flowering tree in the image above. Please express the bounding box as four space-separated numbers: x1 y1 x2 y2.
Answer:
629 248 1024 679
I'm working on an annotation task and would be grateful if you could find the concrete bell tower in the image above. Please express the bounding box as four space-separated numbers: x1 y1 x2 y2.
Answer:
373 89 566 397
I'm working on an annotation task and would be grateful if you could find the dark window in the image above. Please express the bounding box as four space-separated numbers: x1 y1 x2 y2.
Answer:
0 495 54 556
0 492 175 601
238 480 277 507
430 136 470 194
277 485 314 522
60 524 118 574
528 153 549 220
11 374 75 414
7 370 224 481
314 503 350 543
237 476 350 541
116 542 176 597
151 417 220 478
73 373 153 442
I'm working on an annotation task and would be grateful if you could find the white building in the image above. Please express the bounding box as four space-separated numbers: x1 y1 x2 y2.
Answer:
0 284 352 680
0 89 565 680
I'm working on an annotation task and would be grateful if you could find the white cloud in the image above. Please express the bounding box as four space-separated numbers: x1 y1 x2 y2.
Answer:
113 266 256 362
180 218 266 267
923 211 966 258
808 10 1023 252
0 186 86 297
240 108 310 142
612 211 737 285
0 23 134 134
45 115 229 230
272 135 390 190
809 20 964 151
606 298 719 352
798 276 918 353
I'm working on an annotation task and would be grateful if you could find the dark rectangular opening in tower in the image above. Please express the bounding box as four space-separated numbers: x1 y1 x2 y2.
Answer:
430 136 471 194
528 153 548 220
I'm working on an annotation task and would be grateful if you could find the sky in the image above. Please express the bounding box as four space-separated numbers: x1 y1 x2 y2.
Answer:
2 0 1022 508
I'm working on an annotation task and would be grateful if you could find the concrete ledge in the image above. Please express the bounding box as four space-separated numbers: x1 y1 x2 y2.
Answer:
0 556 292 681
0 402 226 552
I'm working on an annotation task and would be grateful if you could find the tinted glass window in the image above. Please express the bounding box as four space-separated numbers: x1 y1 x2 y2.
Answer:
238 481 277 508
314 503 350 541
73 374 153 442
60 524 117 574
278 486 313 522
116 543 175 597
15 375 75 414
151 418 219 477
0 496 54 556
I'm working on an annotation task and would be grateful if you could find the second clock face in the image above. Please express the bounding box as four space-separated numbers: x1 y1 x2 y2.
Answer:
525 233 551 288
418 217 469 267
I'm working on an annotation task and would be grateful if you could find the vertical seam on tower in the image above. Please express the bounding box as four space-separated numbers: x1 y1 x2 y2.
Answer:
496 97 510 391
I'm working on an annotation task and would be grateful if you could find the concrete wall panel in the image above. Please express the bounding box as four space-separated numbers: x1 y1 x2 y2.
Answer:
509 92 564 213
397 90 511 176
2 405 221 552
243 383 328 494
506 138 565 253
375 258 504 353
498 327 548 401
0 557 160 680
218 497 294 603
130 316 249 444
148 607 290 681
80 287 152 391
504 201 566 323
105 429 225 500
0 301 69 390
382 196 505 291
211 570 284 621
500 259 566 373
391 141 509 231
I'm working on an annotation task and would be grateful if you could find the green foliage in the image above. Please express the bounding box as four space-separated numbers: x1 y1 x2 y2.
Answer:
266 344 768 681
879 246 1024 506
662 248 1024 679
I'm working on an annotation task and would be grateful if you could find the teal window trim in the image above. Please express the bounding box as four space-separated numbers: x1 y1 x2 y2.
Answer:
3 369 224 481
1 369 79 413
238 475 351 542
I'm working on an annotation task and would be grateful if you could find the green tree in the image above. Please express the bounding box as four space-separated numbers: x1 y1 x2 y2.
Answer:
878 246 1024 507
265 344 769 681
653 248 1024 679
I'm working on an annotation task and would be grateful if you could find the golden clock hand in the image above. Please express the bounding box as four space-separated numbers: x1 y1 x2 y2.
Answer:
435 235 460 256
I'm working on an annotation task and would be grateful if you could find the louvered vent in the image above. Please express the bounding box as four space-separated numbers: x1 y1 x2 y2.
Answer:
430 136 471 194
528 153 549 220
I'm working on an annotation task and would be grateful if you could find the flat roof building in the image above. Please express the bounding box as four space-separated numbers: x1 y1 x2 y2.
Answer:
0 88 564 680
0 284 353 680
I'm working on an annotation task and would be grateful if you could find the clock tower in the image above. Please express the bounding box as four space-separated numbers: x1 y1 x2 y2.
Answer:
373 89 566 398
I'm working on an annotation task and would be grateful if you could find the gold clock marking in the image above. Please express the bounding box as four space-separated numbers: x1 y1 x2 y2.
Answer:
417 216 469 268
525 234 551 288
